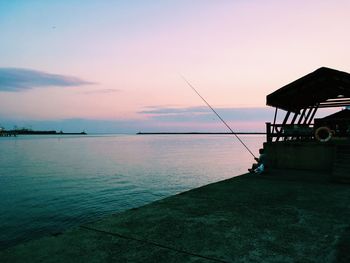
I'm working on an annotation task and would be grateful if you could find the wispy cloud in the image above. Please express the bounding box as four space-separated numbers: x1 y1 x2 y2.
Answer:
139 106 275 122
140 106 209 114
82 88 121 95
0 68 93 92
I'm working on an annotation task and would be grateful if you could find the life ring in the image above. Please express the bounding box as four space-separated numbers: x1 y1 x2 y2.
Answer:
315 126 332 142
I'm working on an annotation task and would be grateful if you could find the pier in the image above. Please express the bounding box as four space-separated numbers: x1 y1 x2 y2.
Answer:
0 130 17 137
0 129 86 136
1 170 349 262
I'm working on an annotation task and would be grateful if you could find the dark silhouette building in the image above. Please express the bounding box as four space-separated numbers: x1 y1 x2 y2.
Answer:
264 67 350 182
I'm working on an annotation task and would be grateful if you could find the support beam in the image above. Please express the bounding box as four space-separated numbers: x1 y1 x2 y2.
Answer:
303 107 313 125
272 107 278 133
297 108 307 124
307 105 319 125
290 112 299 125
286 112 299 141
276 111 291 142
266 122 272 142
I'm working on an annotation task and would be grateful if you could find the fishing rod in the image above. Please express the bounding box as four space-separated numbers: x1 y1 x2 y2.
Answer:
181 75 257 159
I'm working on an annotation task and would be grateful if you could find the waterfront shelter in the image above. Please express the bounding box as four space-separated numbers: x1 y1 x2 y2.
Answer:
266 67 350 142
264 67 350 180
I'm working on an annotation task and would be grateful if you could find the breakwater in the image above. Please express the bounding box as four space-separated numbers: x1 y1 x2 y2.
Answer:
0 130 86 136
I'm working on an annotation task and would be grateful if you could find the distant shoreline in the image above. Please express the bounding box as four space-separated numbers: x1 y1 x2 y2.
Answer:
0 130 87 136
137 132 265 135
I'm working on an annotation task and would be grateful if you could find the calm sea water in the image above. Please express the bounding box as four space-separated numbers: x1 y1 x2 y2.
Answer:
0 134 264 249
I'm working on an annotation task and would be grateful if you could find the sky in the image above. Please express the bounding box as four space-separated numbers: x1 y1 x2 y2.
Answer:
1 0 350 133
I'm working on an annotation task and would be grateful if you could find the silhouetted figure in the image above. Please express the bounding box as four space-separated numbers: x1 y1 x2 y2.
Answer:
248 148 266 174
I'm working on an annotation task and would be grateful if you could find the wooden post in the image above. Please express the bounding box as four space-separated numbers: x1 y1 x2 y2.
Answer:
276 111 291 141
307 105 319 125
266 122 272 142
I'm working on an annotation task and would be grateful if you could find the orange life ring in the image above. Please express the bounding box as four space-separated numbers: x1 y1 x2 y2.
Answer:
315 126 332 142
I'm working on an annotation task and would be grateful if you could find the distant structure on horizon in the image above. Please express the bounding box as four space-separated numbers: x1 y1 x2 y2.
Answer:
0 128 87 136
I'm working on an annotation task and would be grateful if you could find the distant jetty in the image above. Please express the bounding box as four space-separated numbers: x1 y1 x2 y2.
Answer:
137 132 265 135
0 129 87 136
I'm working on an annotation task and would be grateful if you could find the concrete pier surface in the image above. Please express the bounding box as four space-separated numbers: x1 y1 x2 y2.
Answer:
1 170 350 262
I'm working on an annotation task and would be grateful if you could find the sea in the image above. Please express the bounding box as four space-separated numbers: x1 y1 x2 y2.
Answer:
0 134 264 250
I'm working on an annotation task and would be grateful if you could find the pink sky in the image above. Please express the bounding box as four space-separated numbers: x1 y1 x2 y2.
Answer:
1 1 350 132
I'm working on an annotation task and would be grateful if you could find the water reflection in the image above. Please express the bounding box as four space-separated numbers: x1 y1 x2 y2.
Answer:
0 134 264 249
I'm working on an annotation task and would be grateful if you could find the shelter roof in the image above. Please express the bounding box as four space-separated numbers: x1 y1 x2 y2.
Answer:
266 67 350 113
320 109 350 120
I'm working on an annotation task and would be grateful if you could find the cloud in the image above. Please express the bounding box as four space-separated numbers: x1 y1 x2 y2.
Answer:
0 68 93 92
82 88 121 95
139 106 276 122
140 106 209 114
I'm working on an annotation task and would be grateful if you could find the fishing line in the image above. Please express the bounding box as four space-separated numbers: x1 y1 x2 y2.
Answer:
180 75 257 159
81 225 229 263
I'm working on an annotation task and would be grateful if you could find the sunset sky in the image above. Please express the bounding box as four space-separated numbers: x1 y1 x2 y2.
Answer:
1 0 350 133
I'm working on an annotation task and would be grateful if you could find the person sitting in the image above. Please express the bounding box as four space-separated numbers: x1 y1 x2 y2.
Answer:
248 148 266 175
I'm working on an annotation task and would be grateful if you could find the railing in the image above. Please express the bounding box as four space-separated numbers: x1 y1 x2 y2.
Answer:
266 122 314 142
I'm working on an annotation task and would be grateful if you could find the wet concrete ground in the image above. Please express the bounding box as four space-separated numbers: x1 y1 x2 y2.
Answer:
1 170 349 262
